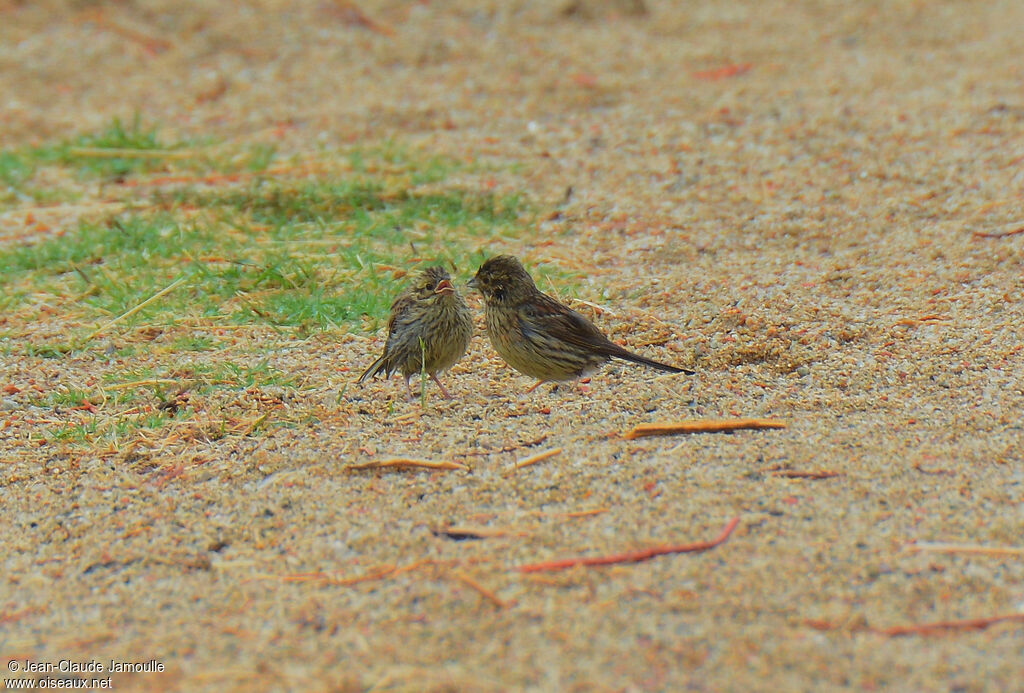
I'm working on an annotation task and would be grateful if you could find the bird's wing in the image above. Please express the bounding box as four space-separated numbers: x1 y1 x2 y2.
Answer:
360 292 417 381
518 291 692 374
519 292 617 353
385 292 413 335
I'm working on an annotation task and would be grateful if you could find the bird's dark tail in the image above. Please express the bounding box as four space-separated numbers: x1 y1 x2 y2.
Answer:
357 355 390 383
611 347 695 375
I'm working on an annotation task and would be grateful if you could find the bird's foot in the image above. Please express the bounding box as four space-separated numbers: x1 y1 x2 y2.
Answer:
430 373 453 399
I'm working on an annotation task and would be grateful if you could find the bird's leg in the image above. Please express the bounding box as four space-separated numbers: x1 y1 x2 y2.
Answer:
429 372 452 399
525 379 547 393
404 375 415 401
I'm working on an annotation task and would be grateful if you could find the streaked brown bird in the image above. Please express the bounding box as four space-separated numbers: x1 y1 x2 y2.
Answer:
468 255 692 390
358 266 473 399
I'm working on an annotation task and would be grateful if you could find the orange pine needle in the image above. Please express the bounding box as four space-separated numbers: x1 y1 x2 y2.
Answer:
453 572 511 608
973 226 1024 239
517 517 740 573
873 612 1024 636
693 63 752 81
562 508 610 518
904 543 1024 557
770 470 841 480
347 458 468 471
624 419 786 439
508 447 562 472
268 560 437 587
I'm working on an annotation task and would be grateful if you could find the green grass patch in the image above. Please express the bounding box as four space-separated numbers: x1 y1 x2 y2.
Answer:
5 115 192 186
34 387 94 409
102 359 296 393
2 118 475 207
46 409 181 445
0 151 35 189
173 359 298 390
347 141 457 186
170 333 218 351
0 115 278 205
0 156 527 343
0 128 545 453
42 114 181 178
37 358 298 447
0 149 56 205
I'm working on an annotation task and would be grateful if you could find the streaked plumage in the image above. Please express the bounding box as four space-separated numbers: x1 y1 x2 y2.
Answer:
358 266 472 399
468 255 692 388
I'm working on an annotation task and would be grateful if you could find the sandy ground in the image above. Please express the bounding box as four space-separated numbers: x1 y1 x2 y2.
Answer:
2 1 1023 691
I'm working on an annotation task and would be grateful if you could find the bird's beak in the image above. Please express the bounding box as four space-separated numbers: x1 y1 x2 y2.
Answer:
466 276 478 290
434 279 455 295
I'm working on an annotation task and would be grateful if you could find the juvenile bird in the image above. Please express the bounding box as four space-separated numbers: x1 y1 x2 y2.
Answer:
358 266 473 399
469 255 692 390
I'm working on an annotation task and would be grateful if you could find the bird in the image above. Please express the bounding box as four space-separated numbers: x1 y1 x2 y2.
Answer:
468 254 693 390
357 266 473 399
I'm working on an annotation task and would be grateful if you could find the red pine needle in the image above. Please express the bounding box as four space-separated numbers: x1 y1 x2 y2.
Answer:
874 612 1024 636
517 517 740 573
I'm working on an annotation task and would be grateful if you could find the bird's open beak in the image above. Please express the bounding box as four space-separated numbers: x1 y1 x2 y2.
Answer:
434 279 455 295
466 276 478 290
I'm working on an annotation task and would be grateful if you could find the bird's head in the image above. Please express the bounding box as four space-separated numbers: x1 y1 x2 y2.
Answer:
410 266 457 302
468 255 537 304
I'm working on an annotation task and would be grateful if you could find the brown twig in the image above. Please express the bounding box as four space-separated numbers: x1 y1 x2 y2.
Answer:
693 63 753 81
266 559 436 587
470 508 609 523
973 226 1024 239
517 517 740 573
346 458 468 471
912 462 956 476
770 470 842 480
893 314 951 327
433 526 530 540
625 419 786 439
904 542 1024 557
452 572 512 608
328 564 402 586
561 508 610 519
507 447 562 473
872 612 1024 636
